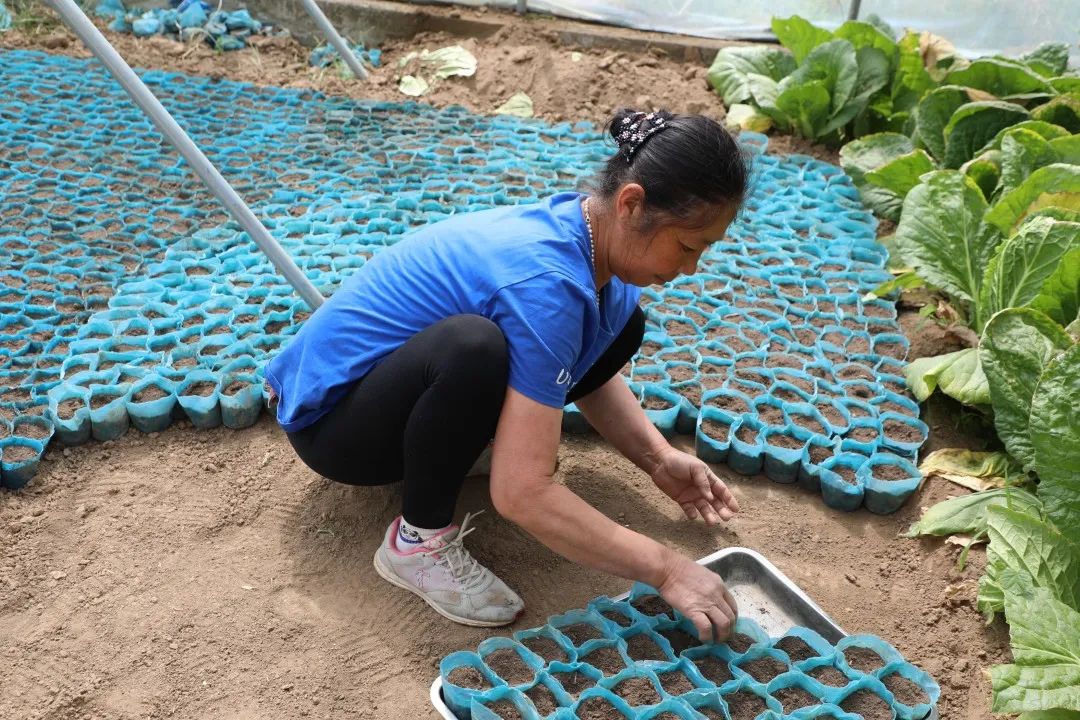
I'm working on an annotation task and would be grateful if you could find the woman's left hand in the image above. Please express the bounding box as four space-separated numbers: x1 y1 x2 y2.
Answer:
649 447 739 525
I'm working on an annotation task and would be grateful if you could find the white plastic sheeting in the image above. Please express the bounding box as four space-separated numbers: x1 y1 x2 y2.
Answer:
413 0 1080 60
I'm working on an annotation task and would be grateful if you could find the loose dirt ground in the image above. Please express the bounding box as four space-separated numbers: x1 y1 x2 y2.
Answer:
1 11 1001 720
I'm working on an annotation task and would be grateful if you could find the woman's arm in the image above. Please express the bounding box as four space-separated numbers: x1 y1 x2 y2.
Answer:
574 374 671 474
489 387 737 641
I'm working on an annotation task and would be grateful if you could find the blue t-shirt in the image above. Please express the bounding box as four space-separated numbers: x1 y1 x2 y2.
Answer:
266 192 642 432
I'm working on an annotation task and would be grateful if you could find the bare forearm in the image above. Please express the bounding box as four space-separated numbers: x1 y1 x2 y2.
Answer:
576 376 670 473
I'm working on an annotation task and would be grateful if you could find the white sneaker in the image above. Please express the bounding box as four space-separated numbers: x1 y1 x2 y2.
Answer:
373 511 525 627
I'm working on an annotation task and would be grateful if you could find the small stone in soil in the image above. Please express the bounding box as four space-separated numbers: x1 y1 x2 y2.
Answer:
737 656 789 683
657 670 695 696
552 671 592 698
844 646 885 673
580 646 626 675
521 636 567 663
446 666 490 690
575 697 628 720
484 648 535 685
524 684 559 716
773 686 819 713
625 633 667 662
612 677 661 706
560 623 604 646
839 689 893 720
808 665 850 687
722 690 767 720
692 655 733 685
658 628 701 656
630 595 675 620
775 636 817 662
483 699 523 720
882 672 929 707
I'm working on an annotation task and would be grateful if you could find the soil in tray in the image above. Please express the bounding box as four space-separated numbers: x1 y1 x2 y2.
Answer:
656 670 695 696
630 594 675 620
649 714 685 720
561 623 605 646
722 690 768 720
525 683 560 716
625 634 667 662
668 365 697 383
483 699 523 720
701 419 731 443
766 433 803 450
643 397 676 412
791 414 826 435
883 672 929 707
756 404 785 426
612 677 661 706
725 632 756 654
133 385 169 403
840 689 894 720
2 445 38 463
576 697 628 720
174 356 198 369
773 686 819 713
641 341 665 356
658 628 701 656
182 381 217 398
221 381 250 398
446 666 491 690
635 372 663 383
13 420 49 440
809 665 851 687
844 647 886 673
737 656 789 684
708 395 750 414
674 384 702 407
696 709 725 720
847 426 879 444
90 393 123 411
883 418 923 444
522 636 569 663
600 610 633 628
833 465 858 485
872 463 913 481
56 398 84 420
775 636 818 662
735 425 759 444
552 670 593 699
485 649 536 685
580 646 626 675
764 354 803 370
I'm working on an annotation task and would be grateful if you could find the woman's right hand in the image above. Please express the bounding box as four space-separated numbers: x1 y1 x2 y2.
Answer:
657 554 738 643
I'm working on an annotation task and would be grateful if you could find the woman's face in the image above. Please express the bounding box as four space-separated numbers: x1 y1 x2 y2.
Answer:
609 185 738 287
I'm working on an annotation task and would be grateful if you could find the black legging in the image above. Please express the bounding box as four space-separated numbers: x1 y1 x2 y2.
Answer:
285 308 645 528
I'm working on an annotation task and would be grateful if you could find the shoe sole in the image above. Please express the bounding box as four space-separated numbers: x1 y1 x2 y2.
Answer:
372 550 522 628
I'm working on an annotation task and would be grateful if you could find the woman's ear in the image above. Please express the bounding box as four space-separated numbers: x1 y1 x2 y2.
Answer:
613 183 646 225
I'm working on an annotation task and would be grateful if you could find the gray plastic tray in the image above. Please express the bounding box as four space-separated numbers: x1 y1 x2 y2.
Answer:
430 546 937 719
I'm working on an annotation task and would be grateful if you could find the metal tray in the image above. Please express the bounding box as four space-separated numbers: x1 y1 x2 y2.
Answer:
430 546 937 719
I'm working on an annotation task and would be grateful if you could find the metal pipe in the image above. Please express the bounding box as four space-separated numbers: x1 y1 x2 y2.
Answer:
297 0 369 80
40 0 325 310
848 0 861 20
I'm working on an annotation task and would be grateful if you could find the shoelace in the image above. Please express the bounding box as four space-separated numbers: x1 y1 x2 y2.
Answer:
431 510 488 592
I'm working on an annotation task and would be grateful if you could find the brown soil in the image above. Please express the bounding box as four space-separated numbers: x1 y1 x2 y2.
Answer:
173 356 198 369
649 713 682 720
580 646 625 676
89 392 123 411
764 133 840 165
764 354 802 370
848 427 880 444
522 636 568 664
883 672 930 707
182 381 217 398
485 648 535 685
525 683 560 716
576 697 627 720
674 384 702 407
553 670 593 699
697 708 725 720
657 670 695 696
723 690 768 720
13 421 50 441
667 365 696 383
816 403 844 426
840 689 893 720
222 382 250 399
844 647 886 674
809 665 851 688
834 465 859 485
790 415 826 436
600 610 633 628
55 397 84 420
701 420 730 443
756 405 785 427
883 419 924 444
612 677 660 706
873 464 914 481
775 636 817 663
643 397 675 412
640 341 665 357
846 403 873 419
726 633 756 654
879 401 915 417
2 445 38 463
658 628 701 656
709 395 749 415
625 634 667 662
485 699 523 720
561 623 605 647
765 433 803 450
133 385 169 404
734 425 758 444
630 595 674 620
692 656 733 686
447 666 490 690
665 320 697 337
737 656 788 684
774 686 819 713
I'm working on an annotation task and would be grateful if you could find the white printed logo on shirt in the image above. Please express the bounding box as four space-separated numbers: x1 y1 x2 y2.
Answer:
556 369 573 386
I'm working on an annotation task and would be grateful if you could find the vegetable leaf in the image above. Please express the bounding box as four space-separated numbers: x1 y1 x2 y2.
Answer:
905 486 1041 538
1030 344 1080 533
904 347 990 405
770 16 833 64
943 101 1030 169
985 163 1080 236
707 46 797 106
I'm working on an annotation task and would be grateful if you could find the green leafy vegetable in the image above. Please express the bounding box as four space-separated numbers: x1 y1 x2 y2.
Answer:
1032 94 1080 134
943 101 1030 169
1029 344 1080 533
770 16 833 64
865 149 937 197
904 347 989 405
1029 247 1080 326
915 86 971 162
1019 42 1071 77
707 46 797 106
945 57 1054 99
985 164 1080 236
839 132 914 220
905 486 1040 537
